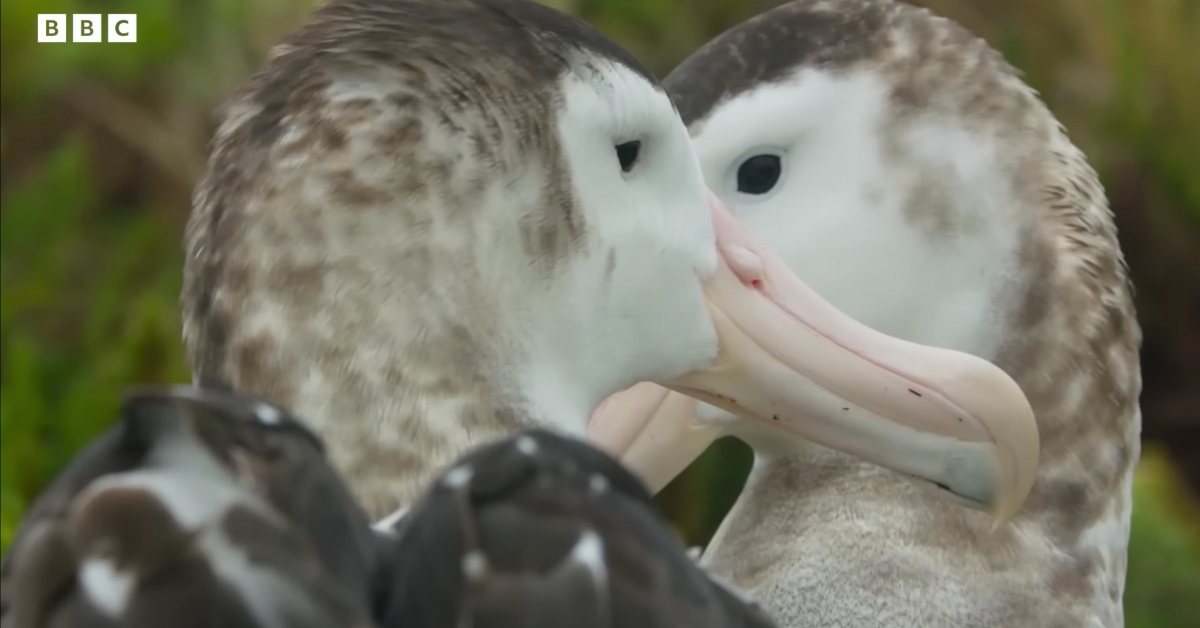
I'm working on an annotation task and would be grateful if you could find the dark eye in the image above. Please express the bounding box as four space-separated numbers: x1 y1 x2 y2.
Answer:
736 154 782 195
616 140 641 173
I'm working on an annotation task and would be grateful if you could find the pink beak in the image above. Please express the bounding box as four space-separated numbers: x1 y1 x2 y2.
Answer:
588 195 1039 521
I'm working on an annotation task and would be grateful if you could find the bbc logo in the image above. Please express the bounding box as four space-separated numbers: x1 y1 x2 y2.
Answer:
37 14 137 43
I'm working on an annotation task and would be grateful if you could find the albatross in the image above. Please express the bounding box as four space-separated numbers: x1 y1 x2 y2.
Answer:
0 385 384 628
590 1 1142 626
376 427 781 627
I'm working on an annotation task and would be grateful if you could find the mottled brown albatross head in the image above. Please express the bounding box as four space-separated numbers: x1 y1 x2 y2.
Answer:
182 0 1038 519
183 0 720 514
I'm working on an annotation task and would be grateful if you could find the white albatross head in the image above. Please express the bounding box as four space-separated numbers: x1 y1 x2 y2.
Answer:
588 2 1047 521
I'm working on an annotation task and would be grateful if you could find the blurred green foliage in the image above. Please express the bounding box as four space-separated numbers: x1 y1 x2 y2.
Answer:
1 0 1197 625
1 138 189 546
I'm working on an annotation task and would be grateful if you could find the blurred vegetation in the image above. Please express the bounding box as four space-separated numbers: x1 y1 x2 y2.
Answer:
1 0 1197 625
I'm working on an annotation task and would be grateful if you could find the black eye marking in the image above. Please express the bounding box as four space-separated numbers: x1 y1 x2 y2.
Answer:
737 154 782 195
616 140 641 173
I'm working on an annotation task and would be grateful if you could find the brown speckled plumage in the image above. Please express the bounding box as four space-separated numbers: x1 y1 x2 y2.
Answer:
667 1 1141 626
181 0 668 516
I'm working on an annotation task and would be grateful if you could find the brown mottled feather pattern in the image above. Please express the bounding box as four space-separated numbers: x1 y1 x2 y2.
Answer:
667 1 1140 626
181 0 658 516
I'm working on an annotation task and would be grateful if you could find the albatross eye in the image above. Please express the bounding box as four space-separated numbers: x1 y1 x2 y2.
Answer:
736 154 782 195
616 140 641 173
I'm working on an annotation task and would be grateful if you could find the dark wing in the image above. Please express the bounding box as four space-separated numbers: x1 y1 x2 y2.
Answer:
3 385 384 628
0 405 154 628
149 384 384 611
376 429 779 628
128 385 384 627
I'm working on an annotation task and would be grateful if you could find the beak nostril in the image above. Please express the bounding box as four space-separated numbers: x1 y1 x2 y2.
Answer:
722 244 765 286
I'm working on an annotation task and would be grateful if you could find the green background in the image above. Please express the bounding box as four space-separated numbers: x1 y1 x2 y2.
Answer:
2 1 1197 626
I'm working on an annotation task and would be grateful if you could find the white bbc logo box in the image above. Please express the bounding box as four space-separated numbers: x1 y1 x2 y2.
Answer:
37 14 137 42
